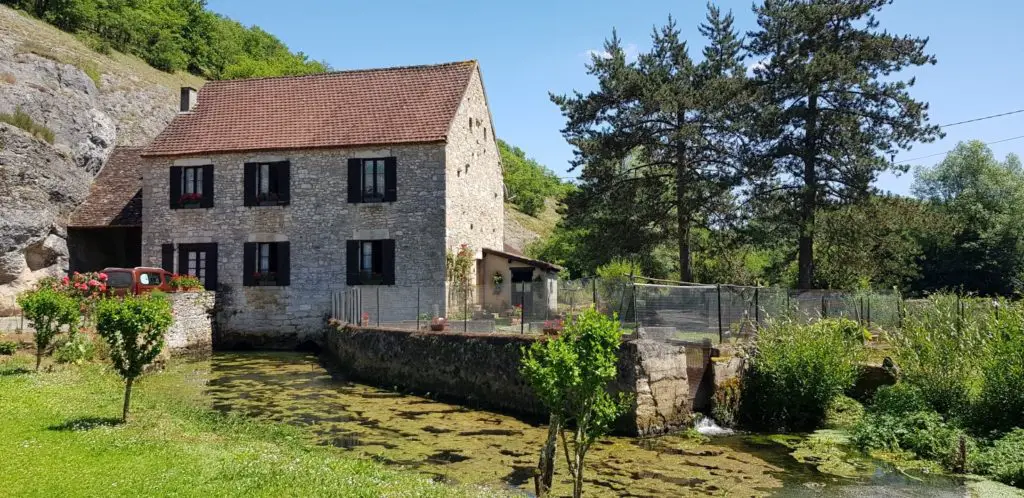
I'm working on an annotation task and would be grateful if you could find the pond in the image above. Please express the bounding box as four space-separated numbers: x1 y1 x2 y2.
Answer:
180 352 966 497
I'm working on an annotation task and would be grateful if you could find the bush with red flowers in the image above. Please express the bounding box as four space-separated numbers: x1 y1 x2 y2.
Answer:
169 274 203 291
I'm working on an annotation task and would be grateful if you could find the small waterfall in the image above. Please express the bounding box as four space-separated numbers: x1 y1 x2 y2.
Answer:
693 415 735 436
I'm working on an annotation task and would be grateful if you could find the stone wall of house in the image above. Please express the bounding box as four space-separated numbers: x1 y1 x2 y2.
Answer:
141 144 449 348
165 291 214 356
324 325 693 436
444 67 504 280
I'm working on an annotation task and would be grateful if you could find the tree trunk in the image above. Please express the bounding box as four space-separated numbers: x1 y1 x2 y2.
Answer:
675 127 693 282
534 416 560 497
35 349 42 372
571 426 586 498
798 94 819 289
122 377 134 422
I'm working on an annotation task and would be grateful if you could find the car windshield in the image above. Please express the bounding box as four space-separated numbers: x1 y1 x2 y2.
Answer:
105 271 133 288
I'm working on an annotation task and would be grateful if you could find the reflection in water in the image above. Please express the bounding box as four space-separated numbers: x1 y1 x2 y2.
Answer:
186 352 964 497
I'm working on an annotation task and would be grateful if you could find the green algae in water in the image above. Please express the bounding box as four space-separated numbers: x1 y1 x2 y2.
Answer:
170 352 970 497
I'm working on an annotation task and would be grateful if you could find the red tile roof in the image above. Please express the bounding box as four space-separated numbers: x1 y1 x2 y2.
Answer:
69 147 143 227
142 61 478 157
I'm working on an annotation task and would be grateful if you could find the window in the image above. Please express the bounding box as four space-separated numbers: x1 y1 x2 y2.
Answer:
243 242 290 286
176 243 219 290
347 157 396 203
362 159 386 202
244 161 290 206
346 239 395 285
139 272 163 286
170 165 213 209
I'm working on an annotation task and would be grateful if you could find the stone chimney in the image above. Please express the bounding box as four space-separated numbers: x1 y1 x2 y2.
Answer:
179 87 197 113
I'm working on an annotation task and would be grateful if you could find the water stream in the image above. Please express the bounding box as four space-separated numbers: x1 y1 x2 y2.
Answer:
175 352 968 497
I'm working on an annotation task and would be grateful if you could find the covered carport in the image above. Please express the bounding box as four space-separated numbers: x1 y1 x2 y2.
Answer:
66 147 143 272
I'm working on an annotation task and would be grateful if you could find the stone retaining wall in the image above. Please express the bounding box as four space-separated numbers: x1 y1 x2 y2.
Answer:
324 325 693 436
165 291 214 356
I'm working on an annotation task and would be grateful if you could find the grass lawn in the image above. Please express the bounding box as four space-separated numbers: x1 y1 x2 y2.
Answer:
0 353 490 497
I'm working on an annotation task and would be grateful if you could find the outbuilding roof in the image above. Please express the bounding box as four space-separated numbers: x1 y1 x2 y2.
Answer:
68 147 143 227
142 60 478 157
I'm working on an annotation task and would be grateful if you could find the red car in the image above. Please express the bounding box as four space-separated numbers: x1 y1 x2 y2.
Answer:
100 267 173 296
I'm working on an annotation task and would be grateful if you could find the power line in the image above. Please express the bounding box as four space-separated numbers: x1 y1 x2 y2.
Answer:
895 134 1024 165
938 108 1024 128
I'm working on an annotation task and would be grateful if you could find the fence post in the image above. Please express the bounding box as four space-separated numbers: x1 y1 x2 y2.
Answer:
859 297 865 326
821 294 827 319
521 285 527 335
376 287 381 327
592 278 598 310
717 284 723 344
754 287 760 331
416 286 421 330
866 296 871 327
632 283 639 339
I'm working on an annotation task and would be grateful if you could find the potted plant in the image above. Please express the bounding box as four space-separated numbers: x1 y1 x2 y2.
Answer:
253 271 276 286
169 274 203 292
509 304 523 326
429 316 447 331
542 319 564 336
257 191 280 206
179 192 202 208
492 271 504 291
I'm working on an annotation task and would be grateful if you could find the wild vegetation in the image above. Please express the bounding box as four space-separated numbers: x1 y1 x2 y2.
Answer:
1 0 326 79
0 107 56 143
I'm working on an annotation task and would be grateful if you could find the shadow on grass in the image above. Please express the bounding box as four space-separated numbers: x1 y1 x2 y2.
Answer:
48 416 123 432
0 367 32 376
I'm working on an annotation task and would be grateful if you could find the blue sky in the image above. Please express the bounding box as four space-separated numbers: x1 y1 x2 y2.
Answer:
207 0 1024 195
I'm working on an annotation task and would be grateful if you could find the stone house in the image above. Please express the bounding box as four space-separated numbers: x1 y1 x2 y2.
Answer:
78 60 559 346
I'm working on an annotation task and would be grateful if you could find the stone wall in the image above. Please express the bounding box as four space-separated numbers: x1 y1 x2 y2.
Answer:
165 291 214 356
324 325 693 436
444 67 504 275
141 144 449 347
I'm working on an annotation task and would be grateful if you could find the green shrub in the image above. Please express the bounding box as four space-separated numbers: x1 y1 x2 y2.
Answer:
0 340 16 355
17 286 81 370
740 318 864 431
853 409 973 471
870 383 930 416
824 395 864 430
890 294 991 416
53 333 96 365
0 107 56 144
974 429 1024 487
975 311 1024 433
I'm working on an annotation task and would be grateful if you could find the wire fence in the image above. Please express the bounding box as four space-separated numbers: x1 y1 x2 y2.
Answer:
329 279 903 344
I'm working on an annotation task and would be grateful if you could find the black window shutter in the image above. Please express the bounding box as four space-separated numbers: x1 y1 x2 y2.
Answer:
276 161 290 205
243 163 257 206
276 241 290 286
383 157 397 202
347 158 361 203
346 240 360 285
206 244 218 291
243 242 256 286
177 245 189 278
161 244 174 272
381 239 396 285
169 167 182 209
201 165 214 208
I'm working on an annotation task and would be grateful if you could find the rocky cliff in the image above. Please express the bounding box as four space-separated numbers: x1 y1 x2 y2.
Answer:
0 5 203 303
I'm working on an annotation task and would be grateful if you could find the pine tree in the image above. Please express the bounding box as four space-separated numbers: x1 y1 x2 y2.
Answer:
552 5 749 281
747 0 941 288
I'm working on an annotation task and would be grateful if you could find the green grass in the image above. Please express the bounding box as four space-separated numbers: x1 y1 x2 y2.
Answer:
0 354 485 497
0 108 55 143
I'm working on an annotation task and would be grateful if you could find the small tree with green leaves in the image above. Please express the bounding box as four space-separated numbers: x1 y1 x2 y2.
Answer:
16 287 80 371
95 294 173 422
521 308 631 498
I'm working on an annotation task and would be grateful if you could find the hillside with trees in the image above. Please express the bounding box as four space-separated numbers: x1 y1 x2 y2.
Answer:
0 0 327 79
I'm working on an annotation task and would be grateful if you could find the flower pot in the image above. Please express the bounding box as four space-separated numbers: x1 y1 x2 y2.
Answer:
430 323 446 331
543 328 561 336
